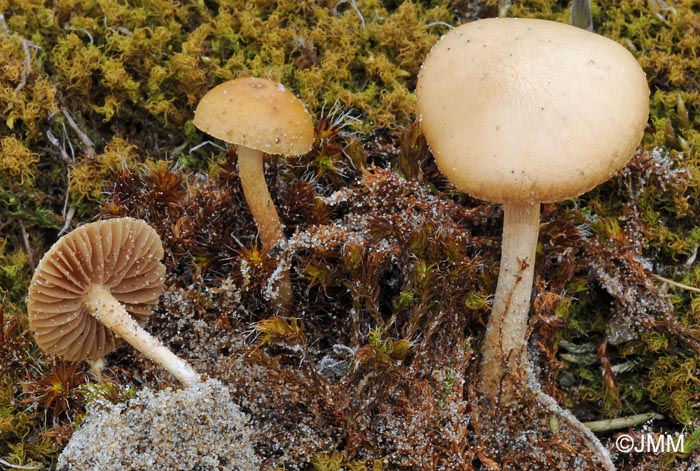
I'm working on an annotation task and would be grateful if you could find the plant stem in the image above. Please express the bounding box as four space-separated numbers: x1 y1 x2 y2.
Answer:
481 202 540 402
584 412 664 432
570 0 593 31
85 285 200 387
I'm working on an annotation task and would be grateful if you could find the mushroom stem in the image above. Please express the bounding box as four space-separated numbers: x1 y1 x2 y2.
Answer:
481 202 540 402
236 145 292 306
84 285 201 387
237 145 283 250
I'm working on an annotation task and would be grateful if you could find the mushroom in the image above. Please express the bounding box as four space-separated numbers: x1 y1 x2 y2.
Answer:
416 18 649 402
27 217 200 387
193 77 315 304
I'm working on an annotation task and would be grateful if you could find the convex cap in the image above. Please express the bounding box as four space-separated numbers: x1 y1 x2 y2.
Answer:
28 218 165 360
417 18 650 204
193 77 314 156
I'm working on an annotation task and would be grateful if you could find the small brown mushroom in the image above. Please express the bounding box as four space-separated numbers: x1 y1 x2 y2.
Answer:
416 18 649 402
193 77 314 305
27 217 200 386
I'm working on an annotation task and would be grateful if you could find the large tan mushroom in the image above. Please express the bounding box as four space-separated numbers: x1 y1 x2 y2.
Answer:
416 18 649 402
27 217 200 386
193 77 315 305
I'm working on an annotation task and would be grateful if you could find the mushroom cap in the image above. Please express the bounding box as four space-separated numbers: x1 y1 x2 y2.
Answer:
27 218 165 361
416 18 649 204
193 77 314 156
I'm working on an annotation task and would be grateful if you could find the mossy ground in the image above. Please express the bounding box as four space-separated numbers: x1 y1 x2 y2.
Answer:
1 0 699 469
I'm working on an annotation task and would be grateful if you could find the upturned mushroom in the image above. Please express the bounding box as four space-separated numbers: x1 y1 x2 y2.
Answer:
27 217 200 386
193 78 315 305
416 18 649 402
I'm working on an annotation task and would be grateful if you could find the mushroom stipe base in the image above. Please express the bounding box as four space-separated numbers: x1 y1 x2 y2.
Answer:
480 202 539 402
236 145 293 307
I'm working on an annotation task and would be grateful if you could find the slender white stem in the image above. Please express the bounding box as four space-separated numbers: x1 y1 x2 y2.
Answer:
481 202 540 402
84 285 200 387
480 203 616 470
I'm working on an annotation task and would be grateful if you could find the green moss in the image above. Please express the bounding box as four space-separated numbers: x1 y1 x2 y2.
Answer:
648 356 700 425
69 136 142 204
311 451 385 471
642 331 670 353
0 136 39 187
0 374 47 467
0 245 28 290
3 0 456 164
